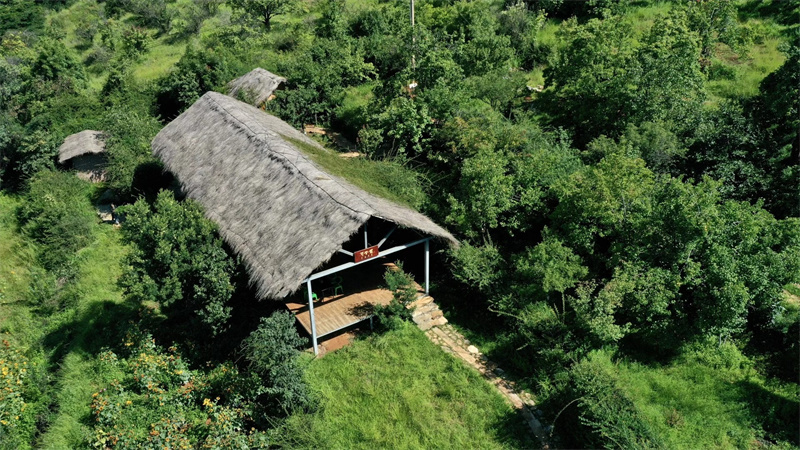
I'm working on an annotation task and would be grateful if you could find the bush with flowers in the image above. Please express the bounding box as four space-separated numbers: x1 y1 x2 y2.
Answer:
0 338 36 449
89 328 272 449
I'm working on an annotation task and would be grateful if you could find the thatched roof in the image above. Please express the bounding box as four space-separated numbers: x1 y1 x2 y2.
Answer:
152 92 457 299
226 68 286 106
58 130 106 164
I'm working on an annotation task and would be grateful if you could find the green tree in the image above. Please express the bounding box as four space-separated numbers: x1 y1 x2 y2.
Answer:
242 311 313 414
517 233 588 318
227 0 296 30
749 37 800 217
30 38 86 87
119 191 236 336
543 12 705 147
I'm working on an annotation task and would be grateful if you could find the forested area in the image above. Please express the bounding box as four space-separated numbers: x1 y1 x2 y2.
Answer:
0 0 798 448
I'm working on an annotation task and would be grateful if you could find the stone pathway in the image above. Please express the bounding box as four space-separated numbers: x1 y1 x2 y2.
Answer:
408 296 549 448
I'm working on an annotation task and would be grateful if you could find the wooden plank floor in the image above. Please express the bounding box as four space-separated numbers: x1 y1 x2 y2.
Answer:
285 262 423 338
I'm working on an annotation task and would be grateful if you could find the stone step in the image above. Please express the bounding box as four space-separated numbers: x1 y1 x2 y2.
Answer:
408 295 434 309
411 302 438 317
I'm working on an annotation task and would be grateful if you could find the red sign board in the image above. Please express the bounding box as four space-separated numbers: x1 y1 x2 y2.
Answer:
355 245 379 263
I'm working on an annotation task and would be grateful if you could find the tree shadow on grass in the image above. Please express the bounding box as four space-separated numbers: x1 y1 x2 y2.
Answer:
492 408 539 450
42 299 140 367
737 379 800 446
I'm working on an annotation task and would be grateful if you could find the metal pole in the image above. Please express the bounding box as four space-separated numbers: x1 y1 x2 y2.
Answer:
424 239 429 295
364 222 368 248
411 0 415 70
307 279 319 355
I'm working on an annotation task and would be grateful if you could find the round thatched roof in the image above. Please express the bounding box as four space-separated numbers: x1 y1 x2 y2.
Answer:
152 92 456 299
58 130 106 164
226 68 286 106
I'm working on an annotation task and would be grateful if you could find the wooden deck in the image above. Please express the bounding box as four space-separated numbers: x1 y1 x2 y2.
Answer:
285 262 423 338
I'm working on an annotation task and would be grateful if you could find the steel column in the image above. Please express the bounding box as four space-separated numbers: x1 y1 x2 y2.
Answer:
424 239 430 295
307 279 319 355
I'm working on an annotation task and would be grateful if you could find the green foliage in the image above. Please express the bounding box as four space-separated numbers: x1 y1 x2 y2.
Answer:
156 45 232 119
227 0 297 30
89 331 270 449
376 96 431 156
543 11 706 146
0 1 797 448
566 351 665 449
102 108 162 200
450 242 504 293
166 0 218 39
105 0 170 32
18 170 95 280
271 37 375 127
683 0 739 61
119 26 152 61
0 338 32 450
119 191 235 336
242 311 312 415
374 262 417 329
0 1 43 34
30 38 86 87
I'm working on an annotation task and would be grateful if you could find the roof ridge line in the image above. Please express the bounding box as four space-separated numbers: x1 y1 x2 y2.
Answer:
206 93 380 222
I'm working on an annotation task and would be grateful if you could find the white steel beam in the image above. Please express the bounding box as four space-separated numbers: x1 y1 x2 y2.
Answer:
377 225 397 249
304 236 431 283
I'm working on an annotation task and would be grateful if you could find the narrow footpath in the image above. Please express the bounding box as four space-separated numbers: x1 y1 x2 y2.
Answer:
409 295 549 448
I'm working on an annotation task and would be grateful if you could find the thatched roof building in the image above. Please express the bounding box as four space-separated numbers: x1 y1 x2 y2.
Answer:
152 92 456 299
58 130 106 164
226 68 286 107
58 130 107 182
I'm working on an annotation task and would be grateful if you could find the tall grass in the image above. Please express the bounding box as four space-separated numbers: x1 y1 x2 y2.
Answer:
281 323 531 449
707 36 786 101
1 191 132 448
36 226 130 448
616 344 800 449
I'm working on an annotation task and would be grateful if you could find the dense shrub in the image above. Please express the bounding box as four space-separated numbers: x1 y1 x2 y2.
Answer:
373 263 417 329
156 45 233 120
119 191 236 337
102 108 163 200
18 170 95 279
89 329 270 448
30 38 86 87
0 339 32 450
565 351 665 449
242 311 313 415
0 0 43 34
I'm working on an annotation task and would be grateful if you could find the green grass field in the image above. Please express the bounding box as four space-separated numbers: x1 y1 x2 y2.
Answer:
282 323 532 449
36 225 130 448
0 191 133 448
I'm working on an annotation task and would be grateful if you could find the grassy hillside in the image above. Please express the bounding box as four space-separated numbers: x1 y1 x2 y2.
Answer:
283 324 531 449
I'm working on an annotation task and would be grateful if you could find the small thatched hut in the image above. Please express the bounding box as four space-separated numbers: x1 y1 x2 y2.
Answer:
58 130 107 182
226 68 286 107
152 92 456 302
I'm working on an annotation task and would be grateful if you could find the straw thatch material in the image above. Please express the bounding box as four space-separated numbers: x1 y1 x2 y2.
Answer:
152 92 457 299
58 130 106 164
226 68 286 107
